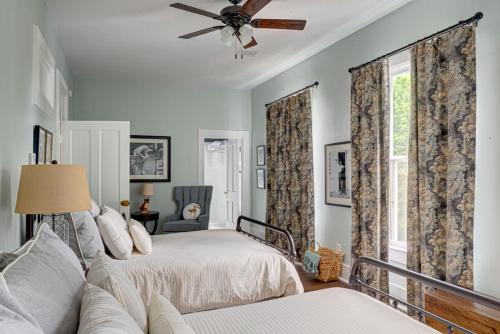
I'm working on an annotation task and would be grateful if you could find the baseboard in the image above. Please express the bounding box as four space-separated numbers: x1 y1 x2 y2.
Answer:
339 262 351 284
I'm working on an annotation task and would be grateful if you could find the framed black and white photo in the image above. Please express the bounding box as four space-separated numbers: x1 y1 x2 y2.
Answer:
130 135 171 182
33 125 47 164
325 141 351 207
256 145 266 166
256 168 266 189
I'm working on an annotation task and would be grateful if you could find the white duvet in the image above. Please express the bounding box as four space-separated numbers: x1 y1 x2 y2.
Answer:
184 288 440 334
116 229 303 314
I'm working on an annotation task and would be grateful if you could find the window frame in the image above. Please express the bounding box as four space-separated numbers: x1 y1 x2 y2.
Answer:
388 54 411 257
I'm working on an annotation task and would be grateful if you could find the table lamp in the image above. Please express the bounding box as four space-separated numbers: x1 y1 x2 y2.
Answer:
15 164 91 240
140 183 155 214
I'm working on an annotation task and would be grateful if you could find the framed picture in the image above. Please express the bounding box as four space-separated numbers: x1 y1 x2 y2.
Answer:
325 141 351 207
33 125 47 164
45 131 53 164
256 168 266 189
130 135 171 182
256 145 266 166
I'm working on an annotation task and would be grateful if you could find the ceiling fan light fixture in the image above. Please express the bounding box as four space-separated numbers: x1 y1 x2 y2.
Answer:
220 26 236 47
238 24 253 45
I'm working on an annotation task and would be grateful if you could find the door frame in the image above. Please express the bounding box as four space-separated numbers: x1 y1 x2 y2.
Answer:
198 129 250 218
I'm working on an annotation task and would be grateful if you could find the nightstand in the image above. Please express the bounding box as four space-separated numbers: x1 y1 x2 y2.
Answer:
131 211 159 235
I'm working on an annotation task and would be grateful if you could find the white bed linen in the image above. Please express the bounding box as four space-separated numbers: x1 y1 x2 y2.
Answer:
184 288 440 334
116 230 303 314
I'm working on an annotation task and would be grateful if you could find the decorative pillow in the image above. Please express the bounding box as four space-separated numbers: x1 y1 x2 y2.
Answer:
0 281 44 334
148 292 196 334
89 199 101 218
78 284 144 334
71 211 105 259
128 219 152 255
182 203 201 220
1 223 85 334
86 251 148 333
97 207 133 260
103 205 128 230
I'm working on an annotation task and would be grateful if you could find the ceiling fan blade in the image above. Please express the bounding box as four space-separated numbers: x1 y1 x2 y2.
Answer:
251 19 307 30
170 3 220 19
179 26 225 39
239 0 272 17
244 37 258 49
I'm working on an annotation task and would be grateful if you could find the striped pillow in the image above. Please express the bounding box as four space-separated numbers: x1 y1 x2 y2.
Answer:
78 284 143 334
148 293 195 334
86 251 148 333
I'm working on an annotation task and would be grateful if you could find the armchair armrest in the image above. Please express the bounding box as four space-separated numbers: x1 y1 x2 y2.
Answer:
198 214 209 230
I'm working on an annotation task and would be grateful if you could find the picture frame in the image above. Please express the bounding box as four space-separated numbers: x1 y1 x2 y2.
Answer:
256 145 266 166
130 135 171 183
256 168 266 189
325 141 351 207
33 125 49 164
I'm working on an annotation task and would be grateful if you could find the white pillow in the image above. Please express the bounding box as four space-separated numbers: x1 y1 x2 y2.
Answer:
89 199 101 218
97 208 133 260
148 293 195 334
86 251 148 333
103 206 128 230
78 284 144 334
182 203 201 220
128 219 152 255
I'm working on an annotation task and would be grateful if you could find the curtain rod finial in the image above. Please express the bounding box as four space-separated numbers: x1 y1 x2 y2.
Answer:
475 12 484 20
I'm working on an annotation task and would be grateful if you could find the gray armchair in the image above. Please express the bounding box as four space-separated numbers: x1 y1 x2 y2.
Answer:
163 186 213 233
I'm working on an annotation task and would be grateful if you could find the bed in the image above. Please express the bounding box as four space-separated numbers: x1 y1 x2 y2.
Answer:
183 257 500 334
116 216 303 314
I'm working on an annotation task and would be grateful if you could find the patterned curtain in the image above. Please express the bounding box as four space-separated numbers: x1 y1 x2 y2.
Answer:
266 90 315 261
350 60 390 293
407 26 476 308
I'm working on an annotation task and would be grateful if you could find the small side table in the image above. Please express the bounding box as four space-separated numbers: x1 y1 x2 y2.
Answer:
131 211 159 235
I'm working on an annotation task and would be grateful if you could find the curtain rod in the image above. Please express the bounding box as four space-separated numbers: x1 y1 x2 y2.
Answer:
348 12 483 74
265 82 319 107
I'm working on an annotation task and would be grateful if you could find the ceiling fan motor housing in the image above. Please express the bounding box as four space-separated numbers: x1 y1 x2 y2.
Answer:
220 6 251 29
228 0 244 5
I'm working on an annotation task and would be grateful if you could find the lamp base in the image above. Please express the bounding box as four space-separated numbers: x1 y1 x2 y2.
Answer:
140 198 150 214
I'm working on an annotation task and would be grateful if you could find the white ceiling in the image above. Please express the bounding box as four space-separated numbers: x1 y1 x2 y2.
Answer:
45 0 411 89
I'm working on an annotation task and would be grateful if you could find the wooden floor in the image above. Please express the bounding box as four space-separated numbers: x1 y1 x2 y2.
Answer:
296 265 348 292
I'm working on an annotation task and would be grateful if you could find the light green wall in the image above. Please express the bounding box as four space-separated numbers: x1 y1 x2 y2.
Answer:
72 78 251 224
0 0 74 251
251 0 500 298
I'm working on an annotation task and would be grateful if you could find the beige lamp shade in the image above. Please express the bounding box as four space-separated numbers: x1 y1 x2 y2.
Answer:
15 165 91 214
142 183 155 196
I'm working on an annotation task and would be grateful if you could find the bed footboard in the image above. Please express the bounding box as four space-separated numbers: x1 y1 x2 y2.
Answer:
350 256 500 334
236 216 296 262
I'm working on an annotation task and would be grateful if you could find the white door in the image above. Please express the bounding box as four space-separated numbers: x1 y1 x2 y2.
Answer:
61 121 130 217
54 70 70 162
203 140 229 228
199 130 249 229
226 138 241 225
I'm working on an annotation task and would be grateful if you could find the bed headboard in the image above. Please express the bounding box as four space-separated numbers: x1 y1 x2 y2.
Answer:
350 256 500 334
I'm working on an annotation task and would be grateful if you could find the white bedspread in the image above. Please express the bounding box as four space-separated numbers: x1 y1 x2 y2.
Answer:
116 229 303 314
184 288 439 334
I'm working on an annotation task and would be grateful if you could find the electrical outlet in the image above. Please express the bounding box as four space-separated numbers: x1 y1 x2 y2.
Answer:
336 243 342 252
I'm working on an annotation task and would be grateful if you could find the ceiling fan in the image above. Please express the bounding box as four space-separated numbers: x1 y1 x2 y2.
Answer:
170 0 307 58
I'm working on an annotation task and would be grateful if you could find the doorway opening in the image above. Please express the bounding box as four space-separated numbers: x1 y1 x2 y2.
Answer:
199 130 250 230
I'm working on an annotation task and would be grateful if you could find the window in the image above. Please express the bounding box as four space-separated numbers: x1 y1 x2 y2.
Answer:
389 54 411 252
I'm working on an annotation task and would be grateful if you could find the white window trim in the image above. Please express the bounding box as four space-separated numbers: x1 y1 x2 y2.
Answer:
388 53 410 258
32 25 56 117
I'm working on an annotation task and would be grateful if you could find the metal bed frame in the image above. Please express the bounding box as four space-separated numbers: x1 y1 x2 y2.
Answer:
236 216 296 262
350 256 500 334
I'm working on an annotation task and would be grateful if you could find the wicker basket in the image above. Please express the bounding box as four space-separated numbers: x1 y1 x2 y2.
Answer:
310 242 343 282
